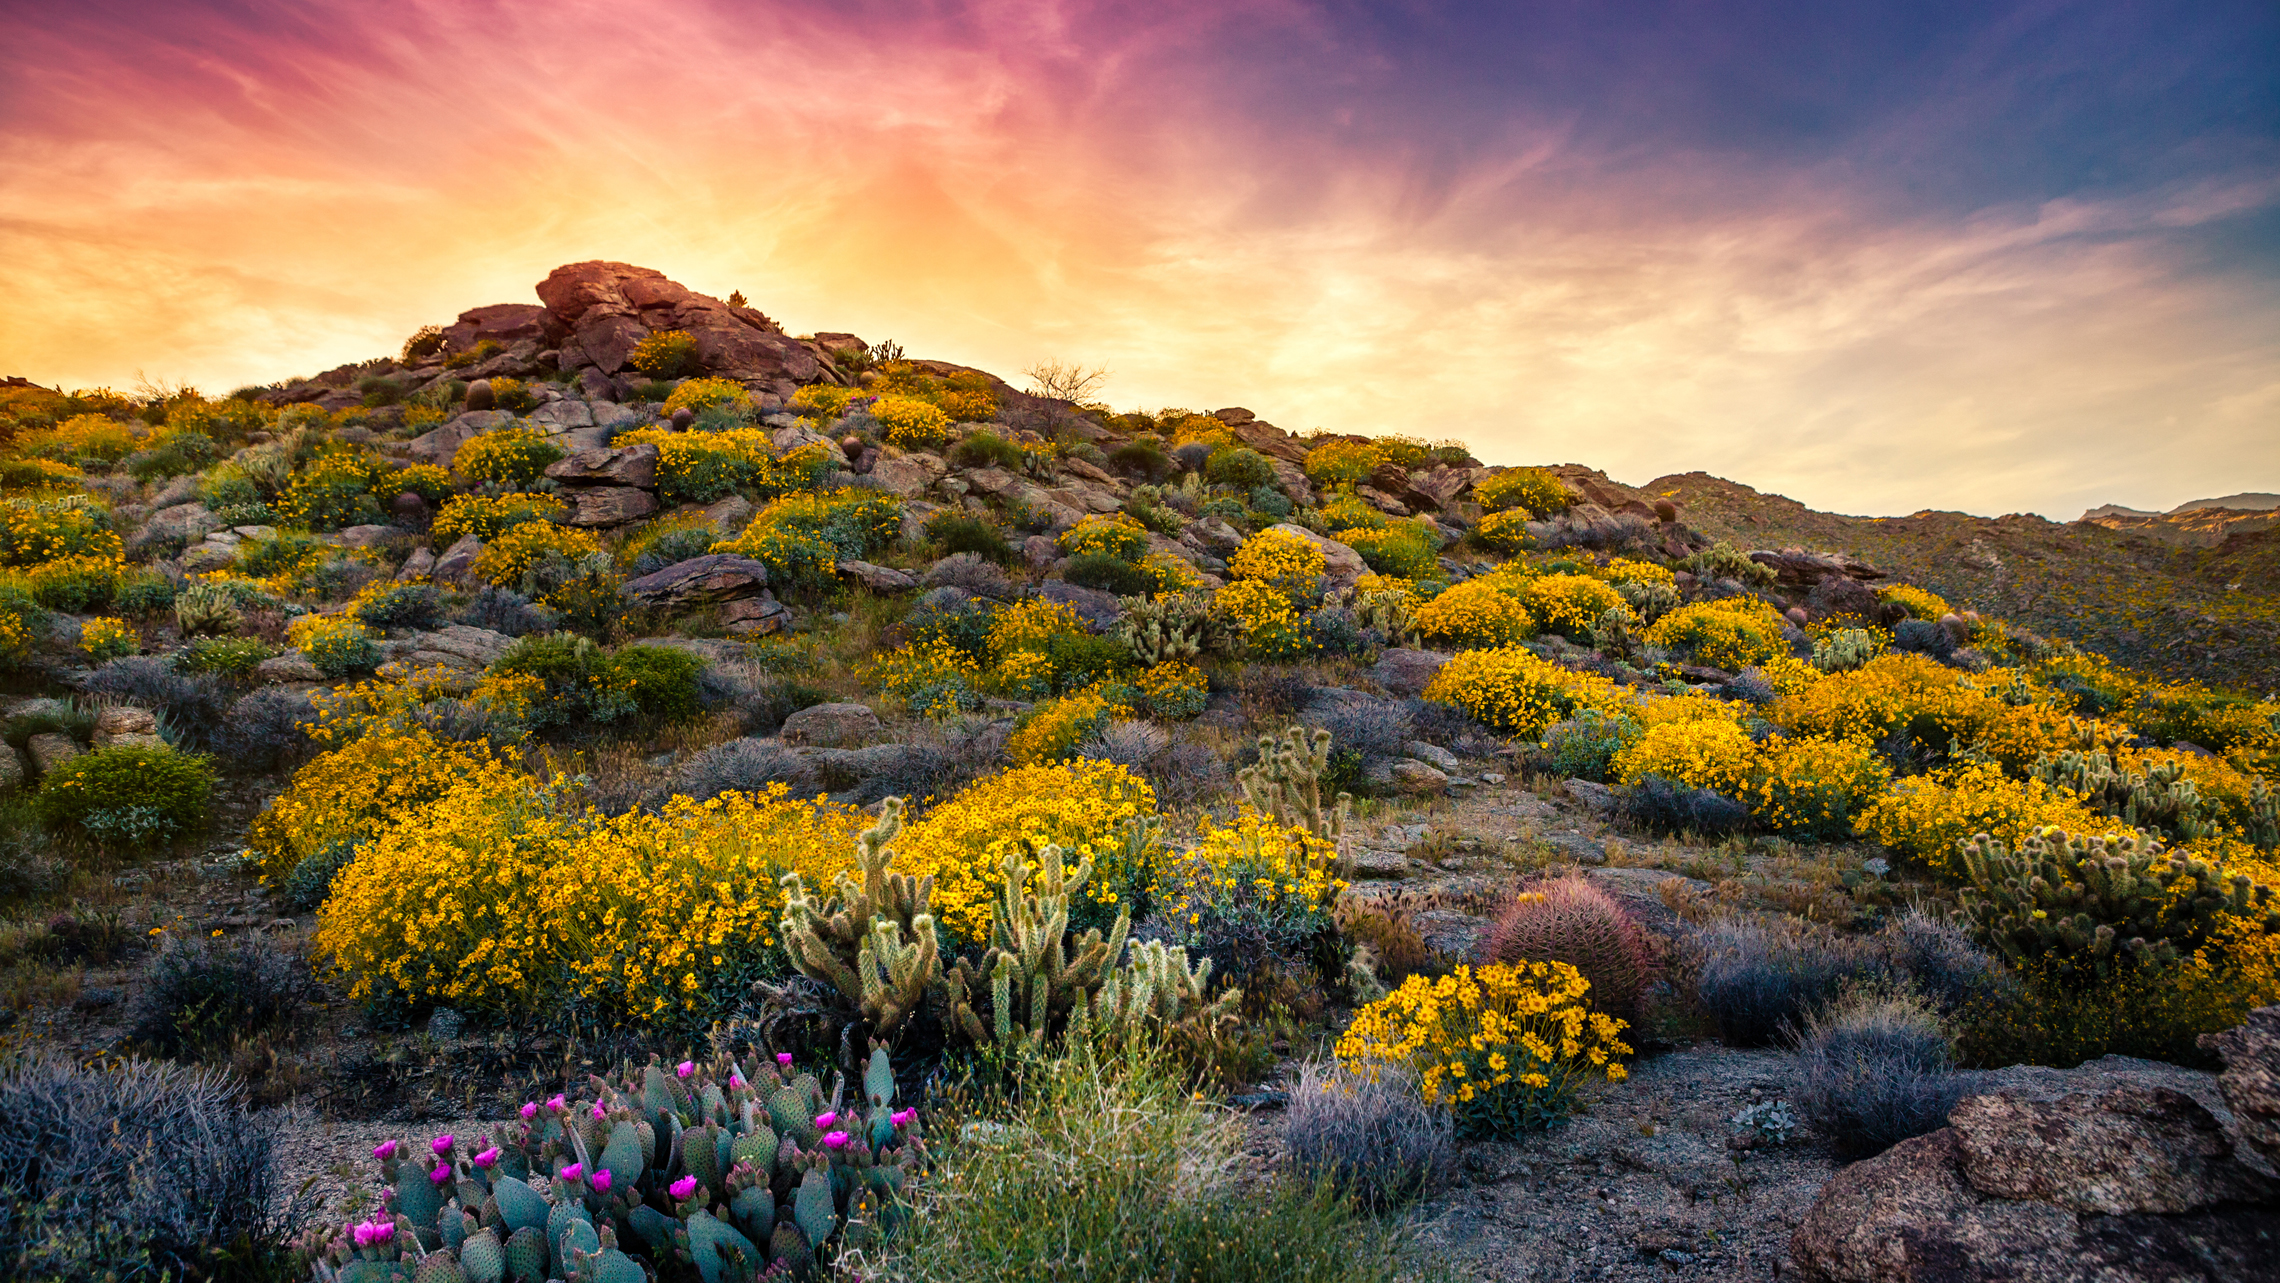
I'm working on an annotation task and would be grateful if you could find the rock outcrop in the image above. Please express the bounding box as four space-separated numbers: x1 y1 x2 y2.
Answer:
534 261 822 394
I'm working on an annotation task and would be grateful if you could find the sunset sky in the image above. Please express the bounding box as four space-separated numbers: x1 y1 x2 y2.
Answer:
2 1 2274 520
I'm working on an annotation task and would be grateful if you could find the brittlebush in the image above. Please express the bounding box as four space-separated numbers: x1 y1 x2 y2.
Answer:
1414 580 1534 649
1423 646 1629 736
1644 599 1790 671
896 760 1158 942
1337 961 1629 1139
1854 761 2113 878
250 728 510 881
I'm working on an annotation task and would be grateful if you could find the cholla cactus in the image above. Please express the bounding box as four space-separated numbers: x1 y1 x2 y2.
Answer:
1615 578 1680 625
778 798 941 1042
307 1048 926 1283
2028 749 2217 842
1351 584 1421 648
1957 829 2277 983
1591 605 1640 664
1811 628 1881 674
1238 725 1353 875
1116 591 1220 664
943 844 1128 1050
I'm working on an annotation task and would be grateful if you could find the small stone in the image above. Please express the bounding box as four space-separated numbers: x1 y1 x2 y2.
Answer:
1404 740 1461 772
1350 850 1413 879
1481 772 1507 785
837 560 917 592
1389 759 1449 795
428 1007 466 1041
1565 779 1617 812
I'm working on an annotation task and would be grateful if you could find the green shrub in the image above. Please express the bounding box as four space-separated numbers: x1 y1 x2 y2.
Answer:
177 636 276 678
492 635 705 726
1062 553 1152 596
1205 446 1277 489
352 582 442 630
925 511 1015 564
452 427 564 489
279 451 392 531
36 746 214 845
111 571 179 617
628 329 698 377
949 431 1027 471
1340 523 1439 580
234 533 322 579
1043 630 1133 692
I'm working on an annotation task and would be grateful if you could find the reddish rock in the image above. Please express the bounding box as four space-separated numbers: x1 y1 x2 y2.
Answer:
533 261 820 385
623 553 770 605
561 486 657 527
545 444 659 489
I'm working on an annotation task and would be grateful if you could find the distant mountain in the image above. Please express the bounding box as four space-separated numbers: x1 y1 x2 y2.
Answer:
2173 493 2280 513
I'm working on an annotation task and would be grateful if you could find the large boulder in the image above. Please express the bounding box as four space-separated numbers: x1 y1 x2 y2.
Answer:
439 302 561 352
534 261 821 390
545 444 658 488
561 486 659 528
408 410 516 466
779 702 883 748
623 554 770 606
2204 1005 2280 1170
1791 1032 2280 1283
1371 648 1450 697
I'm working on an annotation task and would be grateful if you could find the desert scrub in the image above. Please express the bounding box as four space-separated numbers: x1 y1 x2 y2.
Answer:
615 425 767 503
1473 508 1533 552
491 634 705 727
1518 572 1624 642
1337 960 1630 1138
1151 810 1347 940
1775 652 1988 751
431 491 564 544
1879 583 1953 621
1854 761 2109 877
1423 645 1630 736
1475 467 1569 515
1341 521 1440 580
1283 1060 1454 1210
1007 687 1130 766
897 759 1158 942
661 375 751 417
1057 512 1150 561
1215 578 1315 659
789 382 853 419
0 495 122 566
1302 438 1381 485
1746 734 1891 838
248 726 505 880
628 328 698 376
451 426 564 489
76 615 135 661
1229 526 1327 596
747 488 902 560
1793 989 1972 1158
1135 660 1208 720
871 639 985 717
277 449 392 529
870 394 952 449
710 521 837 594
36 745 214 846
470 522 605 588
129 932 309 1056
1414 579 1534 648
286 612 379 677
1645 598 1790 671
1611 718 1757 794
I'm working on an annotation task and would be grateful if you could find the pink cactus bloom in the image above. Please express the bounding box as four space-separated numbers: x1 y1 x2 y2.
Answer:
547 1094 566 1111
729 1073 746 1090
428 1163 451 1186
822 1131 850 1150
347 1220 371 1248
776 1052 793 1066
670 1175 698 1200
891 1109 916 1128
431 1134 454 1155
372 1140 397 1162
519 1102 538 1121
813 1112 837 1129
590 1169 612 1193
676 1060 695 1079
591 1102 607 1120
560 1162 584 1183
473 1147 501 1169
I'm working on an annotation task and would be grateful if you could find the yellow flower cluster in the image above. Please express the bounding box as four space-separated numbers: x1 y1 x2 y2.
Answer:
287 612 377 674
1472 509 1532 552
249 727 506 880
1598 558 1675 587
431 492 565 545
1140 551 1204 595
1518 573 1623 640
1151 811 1346 930
1135 660 1208 720
1423 646 1630 736
300 666 539 748
1006 687 1130 766
1855 761 2114 878
988 598 1087 657
895 760 1158 942
1302 439 1381 485
1215 577 1314 658
0 495 123 567
451 428 562 489
1228 527 1325 595
1058 513 1150 561
1612 718 1758 793
866 639 983 718
1337 961 1629 1135
77 616 136 660
1879 583 1952 620
789 384 854 420
18 413 143 462
661 377 751 417
471 523 604 588
1474 468 1569 516
1415 580 1535 648
1644 599 1790 671
869 395 952 449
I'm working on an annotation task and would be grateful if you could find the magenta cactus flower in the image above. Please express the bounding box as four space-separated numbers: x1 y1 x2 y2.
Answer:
560 1162 584 1183
428 1163 451 1185
729 1073 746 1090
519 1101 538 1121
822 1131 850 1150
372 1140 397 1161
591 1102 607 1120
676 1060 695 1079
590 1169 612 1193
547 1094 567 1111
813 1111 837 1129
473 1147 501 1169
776 1052 793 1066
891 1108 916 1128
670 1175 698 1200
431 1134 454 1155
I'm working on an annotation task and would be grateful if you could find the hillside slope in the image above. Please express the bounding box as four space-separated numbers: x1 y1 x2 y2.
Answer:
1650 472 2280 692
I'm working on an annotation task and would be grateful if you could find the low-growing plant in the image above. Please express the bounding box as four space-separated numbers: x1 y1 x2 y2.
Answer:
35 744 214 846
923 511 1015 564
287 612 380 677
1691 919 1880 1047
492 634 705 727
431 491 565 545
77 615 137 661
452 426 565 489
627 327 698 376
1282 1059 1454 1210
1791 988 1975 1158
128 932 309 1056
1475 467 1569 515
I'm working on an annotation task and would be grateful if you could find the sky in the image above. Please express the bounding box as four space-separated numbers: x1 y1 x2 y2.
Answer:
1 0 2274 520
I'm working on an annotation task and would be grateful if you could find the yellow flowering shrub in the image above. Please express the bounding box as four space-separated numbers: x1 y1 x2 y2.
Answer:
867 639 983 717
1611 718 1757 793
1746 735 1891 838
471 523 604 588
0 458 84 492
452 427 565 489
1958 701 2106 774
615 425 769 504
1151 812 1346 940
1474 468 1569 516
628 329 697 376
1228 528 1326 595
896 760 1158 941
870 395 952 449
989 649 1057 700
1135 660 1208 720
1879 584 1952 620
1058 513 1150 561
1776 653 1993 752
0 495 123 566
1337 961 1629 1138
1414 580 1535 648
1855 761 2114 878
431 492 564 545
1518 573 1623 641
1756 655 1823 697
710 522 836 593
536 788 866 1020
1472 509 1532 552
1645 599 1789 671
1302 439 1381 485
25 554 122 612
987 599 1087 659
789 384 854 420
77 616 136 661
1597 558 1676 587
250 727 506 880
1140 551 1203 595
1215 578 1314 659
1633 691 1744 729
286 612 379 677
1423 646 1630 736
1006 688 1130 766
302 667 528 748
389 463 455 505
661 377 751 417
19 413 142 462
